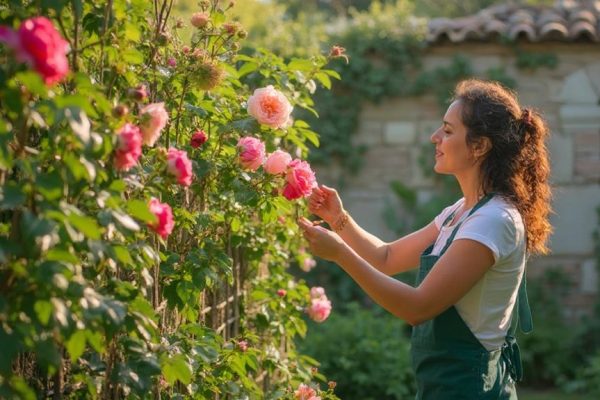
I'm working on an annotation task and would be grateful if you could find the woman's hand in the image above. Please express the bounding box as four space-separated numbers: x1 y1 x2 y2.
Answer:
297 217 348 263
308 184 344 226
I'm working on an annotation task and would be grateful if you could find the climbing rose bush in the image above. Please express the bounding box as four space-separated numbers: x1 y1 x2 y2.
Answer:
0 1 343 398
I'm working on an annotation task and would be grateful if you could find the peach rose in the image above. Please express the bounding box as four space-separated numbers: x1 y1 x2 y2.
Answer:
114 123 142 171
237 136 265 171
167 148 193 186
282 159 316 200
247 85 293 129
148 198 174 239
294 384 320 400
0 17 69 85
190 12 209 28
139 102 169 147
264 150 292 175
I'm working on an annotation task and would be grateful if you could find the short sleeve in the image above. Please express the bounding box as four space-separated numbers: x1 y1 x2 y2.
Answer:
434 198 464 230
454 208 519 262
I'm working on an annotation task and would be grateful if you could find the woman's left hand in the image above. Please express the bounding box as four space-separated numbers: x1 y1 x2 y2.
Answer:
297 217 347 263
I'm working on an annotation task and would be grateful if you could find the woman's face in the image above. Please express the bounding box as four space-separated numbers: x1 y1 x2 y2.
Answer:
430 100 478 175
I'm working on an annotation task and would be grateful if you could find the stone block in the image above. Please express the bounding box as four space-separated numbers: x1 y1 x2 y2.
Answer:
560 104 600 125
353 120 384 146
548 184 600 255
581 259 598 294
561 69 599 104
384 122 417 144
547 130 574 184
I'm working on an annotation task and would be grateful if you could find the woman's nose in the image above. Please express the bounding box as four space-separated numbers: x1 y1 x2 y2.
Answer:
430 128 440 143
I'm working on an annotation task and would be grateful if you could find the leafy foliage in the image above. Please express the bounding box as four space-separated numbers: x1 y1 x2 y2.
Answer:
0 1 342 398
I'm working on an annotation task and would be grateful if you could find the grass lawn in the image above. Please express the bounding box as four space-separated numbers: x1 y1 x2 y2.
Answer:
519 389 589 400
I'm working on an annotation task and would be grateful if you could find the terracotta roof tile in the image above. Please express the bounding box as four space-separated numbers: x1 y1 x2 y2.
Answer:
428 0 600 43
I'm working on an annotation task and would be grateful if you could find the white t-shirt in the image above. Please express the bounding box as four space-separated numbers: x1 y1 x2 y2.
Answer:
431 195 526 350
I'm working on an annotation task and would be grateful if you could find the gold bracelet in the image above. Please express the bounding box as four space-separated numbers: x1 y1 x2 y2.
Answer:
333 211 349 232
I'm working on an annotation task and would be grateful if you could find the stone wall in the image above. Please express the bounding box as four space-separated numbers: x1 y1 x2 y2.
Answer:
314 43 600 319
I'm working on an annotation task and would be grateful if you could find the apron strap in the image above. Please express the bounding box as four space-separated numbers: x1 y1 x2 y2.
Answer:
439 193 495 255
504 256 533 382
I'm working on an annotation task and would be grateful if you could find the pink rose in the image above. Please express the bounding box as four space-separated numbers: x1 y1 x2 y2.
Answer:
139 102 169 147
282 159 316 200
310 287 325 300
264 150 292 175
237 136 265 171
0 17 69 85
167 148 193 186
301 257 317 272
247 85 293 129
237 340 248 352
167 57 177 68
190 130 207 148
294 384 320 400
307 297 331 323
277 289 287 297
190 12 209 28
114 123 142 171
148 198 174 239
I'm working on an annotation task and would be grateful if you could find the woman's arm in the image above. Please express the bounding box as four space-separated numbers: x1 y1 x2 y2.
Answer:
309 185 439 275
297 218 494 326
335 238 494 325
337 216 439 275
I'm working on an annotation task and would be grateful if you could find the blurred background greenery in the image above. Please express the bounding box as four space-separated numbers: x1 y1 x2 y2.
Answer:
177 1 599 398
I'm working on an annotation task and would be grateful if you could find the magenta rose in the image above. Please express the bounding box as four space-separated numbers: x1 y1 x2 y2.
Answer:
237 136 265 171
247 85 293 129
0 17 69 85
148 198 174 239
294 384 320 400
139 102 169 147
282 159 316 200
264 149 292 175
190 130 207 148
114 123 142 171
167 148 193 186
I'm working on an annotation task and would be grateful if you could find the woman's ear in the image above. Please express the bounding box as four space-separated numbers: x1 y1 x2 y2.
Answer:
473 137 492 159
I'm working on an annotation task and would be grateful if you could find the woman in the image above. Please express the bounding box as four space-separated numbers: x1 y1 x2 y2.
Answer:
297 79 552 399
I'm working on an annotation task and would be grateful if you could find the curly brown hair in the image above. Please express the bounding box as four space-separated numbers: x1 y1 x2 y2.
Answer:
453 79 553 255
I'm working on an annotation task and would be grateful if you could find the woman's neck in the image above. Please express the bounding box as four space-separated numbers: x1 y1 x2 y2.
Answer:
456 170 484 210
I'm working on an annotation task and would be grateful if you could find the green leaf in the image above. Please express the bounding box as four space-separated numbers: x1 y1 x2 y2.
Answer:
113 245 133 265
36 170 63 201
288 58 314 72
0 123 14 170
66 330 87 362
15 71 47 97
315 72 332 89
122 49 144 65
161 354 192 385
184 103 208 117
0 182 25 209
126 200 157 223
34 300 53 326
67 213 101 239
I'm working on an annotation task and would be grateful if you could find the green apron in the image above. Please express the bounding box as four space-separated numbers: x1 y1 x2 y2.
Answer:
410 193 533 400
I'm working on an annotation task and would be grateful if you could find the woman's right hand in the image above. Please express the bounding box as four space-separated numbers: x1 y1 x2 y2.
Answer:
308 184 344 226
